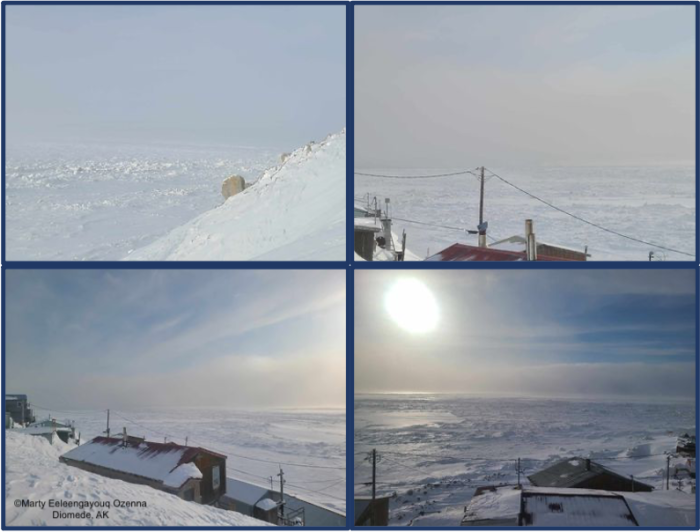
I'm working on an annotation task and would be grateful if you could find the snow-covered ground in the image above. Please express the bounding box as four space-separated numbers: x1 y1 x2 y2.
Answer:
30 406 346 514
4 431 268 526
355 165 695 261
354 394 696 526
6 141 278 261
128 130 346 261
7 130 346 261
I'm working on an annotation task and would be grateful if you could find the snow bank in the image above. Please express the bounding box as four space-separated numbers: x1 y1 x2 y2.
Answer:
5 432 268 527
163 462 203 488
126 130 346 261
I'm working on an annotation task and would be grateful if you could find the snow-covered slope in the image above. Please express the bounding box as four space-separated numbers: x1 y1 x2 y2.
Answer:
4 432 268 527
126 130 346 261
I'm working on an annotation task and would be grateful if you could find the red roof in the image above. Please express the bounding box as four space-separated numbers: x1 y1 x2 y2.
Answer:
425 243 573 262
91 436 227 463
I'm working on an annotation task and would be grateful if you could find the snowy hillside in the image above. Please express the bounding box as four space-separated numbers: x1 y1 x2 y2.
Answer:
355 394 696 526
4 432 268 527
5 142 278 261
127 130 346 261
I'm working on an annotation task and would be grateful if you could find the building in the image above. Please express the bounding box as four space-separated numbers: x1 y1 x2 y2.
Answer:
60 436 226 505
5 394 35 426
220 477 346 527
461 486 638 527
426 243 573 262
676 434 696 457
354 496 390 526
28 418 78 444
527 457 654 492
489 235 588 261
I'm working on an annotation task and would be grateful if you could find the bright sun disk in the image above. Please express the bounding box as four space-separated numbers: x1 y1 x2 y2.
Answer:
385 278 439 333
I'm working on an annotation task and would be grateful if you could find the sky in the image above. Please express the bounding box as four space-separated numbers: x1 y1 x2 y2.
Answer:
355 270 696 400
6 5 345 149
355 5 695 167
6 270 346 410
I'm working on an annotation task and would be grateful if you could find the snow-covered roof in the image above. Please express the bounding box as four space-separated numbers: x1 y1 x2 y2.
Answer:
61 437 222 489
527 457 654 491
462 486 694 527
521 491 638 526
225 477 271 507
256 498 278 511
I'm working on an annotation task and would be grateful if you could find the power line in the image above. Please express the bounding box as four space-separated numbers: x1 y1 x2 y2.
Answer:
485 167 695 258
110 410 345 471
355 169 477 179
393 216 478 234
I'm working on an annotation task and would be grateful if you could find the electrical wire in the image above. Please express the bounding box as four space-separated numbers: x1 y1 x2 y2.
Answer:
485 167 695 258
355 169 477 179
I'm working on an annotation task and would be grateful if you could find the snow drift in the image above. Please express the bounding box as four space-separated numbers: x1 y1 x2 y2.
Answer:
126 130 346 261
4 432 268 527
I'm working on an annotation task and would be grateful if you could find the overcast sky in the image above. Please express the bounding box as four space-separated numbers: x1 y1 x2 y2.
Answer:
355 270 696 400
355 5 695 167
6 270 346 410
6 5 345 149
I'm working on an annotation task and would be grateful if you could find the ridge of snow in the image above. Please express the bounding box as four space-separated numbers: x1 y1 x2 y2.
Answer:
163 462 203 488
5 432 268 527
125 129 346 261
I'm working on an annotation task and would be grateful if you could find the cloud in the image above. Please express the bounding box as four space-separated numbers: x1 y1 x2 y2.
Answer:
5 270 346 409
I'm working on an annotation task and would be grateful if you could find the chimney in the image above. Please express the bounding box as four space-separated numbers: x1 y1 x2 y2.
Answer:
525 219 537 261
380 198 394 252
122 427 127 447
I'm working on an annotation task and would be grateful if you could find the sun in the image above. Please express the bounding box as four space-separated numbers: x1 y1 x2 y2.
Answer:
384 278 439 333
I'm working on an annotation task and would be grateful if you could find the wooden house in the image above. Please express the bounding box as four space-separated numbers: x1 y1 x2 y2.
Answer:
527 457 653 492
60 436 226 504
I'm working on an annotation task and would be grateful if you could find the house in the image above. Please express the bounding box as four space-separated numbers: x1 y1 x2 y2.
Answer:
28 417 78 444
5 394 35 426
354 496 390 526
425 243 573 262
461 486 638 527
677 434 695 457
489 235 588 261
221 477 345 527
354 222 382 261
527 457 654 492
60 436 226 505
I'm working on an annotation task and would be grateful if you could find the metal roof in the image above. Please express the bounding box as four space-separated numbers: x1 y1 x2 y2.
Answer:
425 243 572 262
527 458 653 491
520 491 639 527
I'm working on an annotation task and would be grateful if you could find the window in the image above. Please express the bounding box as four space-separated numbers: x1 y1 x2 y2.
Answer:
212 465 220 490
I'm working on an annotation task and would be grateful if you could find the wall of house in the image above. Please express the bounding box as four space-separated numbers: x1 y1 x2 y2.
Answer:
194 453 227 504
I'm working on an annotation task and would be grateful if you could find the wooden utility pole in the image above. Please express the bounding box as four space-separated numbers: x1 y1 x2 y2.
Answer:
516 458 521 488
478 166 486 247
278 467 286 519
667 455 671 490
372 449 377 500
106 409 110 438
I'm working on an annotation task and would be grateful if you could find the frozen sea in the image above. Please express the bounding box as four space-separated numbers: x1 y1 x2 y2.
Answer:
354 393 695 526
33 406 346 512
355 165 696 261
5 141 280 260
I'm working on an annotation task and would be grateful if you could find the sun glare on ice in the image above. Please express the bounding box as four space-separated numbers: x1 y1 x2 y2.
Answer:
385 278 439 333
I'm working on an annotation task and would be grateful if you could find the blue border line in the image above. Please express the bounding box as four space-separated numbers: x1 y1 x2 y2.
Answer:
2 1 700 531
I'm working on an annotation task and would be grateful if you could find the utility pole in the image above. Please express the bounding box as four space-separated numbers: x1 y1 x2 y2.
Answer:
372 449 377 500
516 458 521 488
269 476 274 491
277 467 286 520
667 455 671 490
478 167 487 247
106 409 110 438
